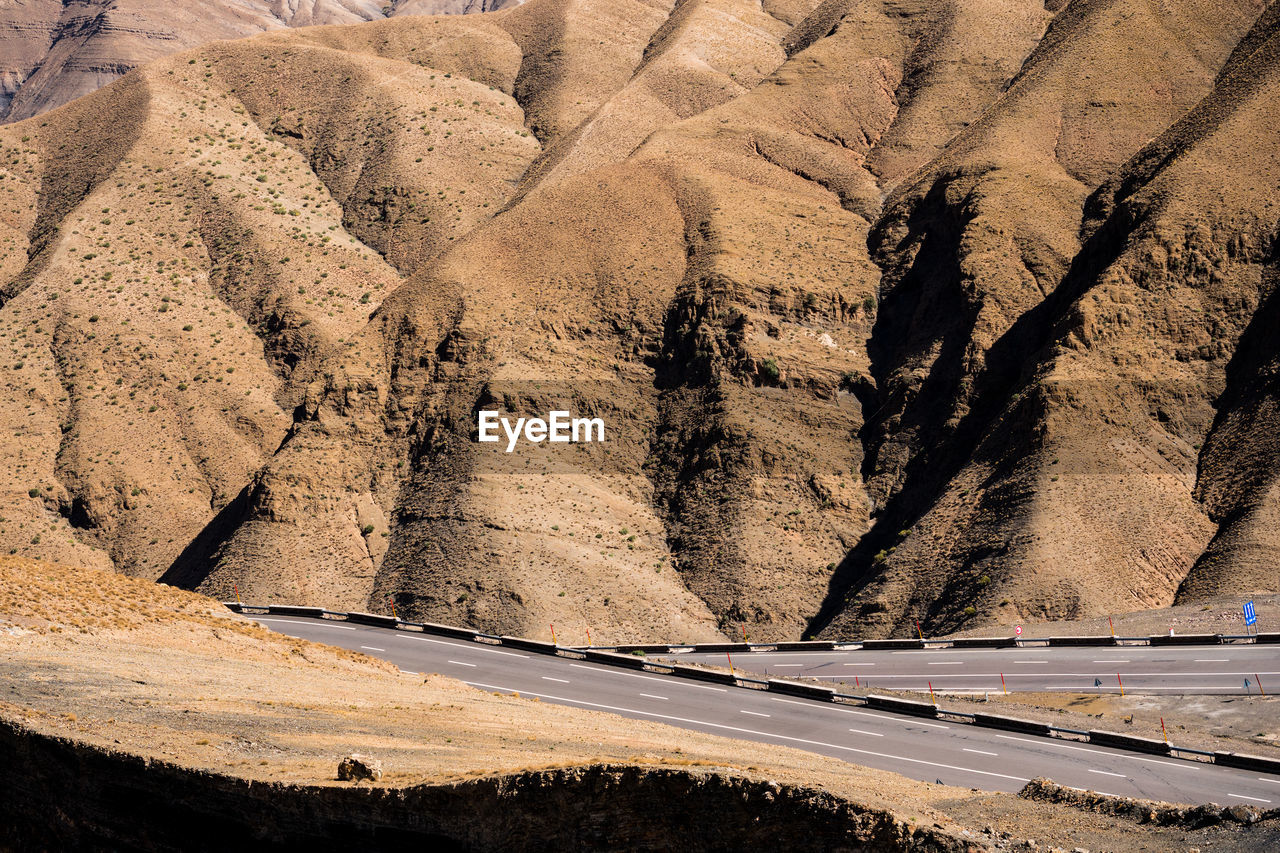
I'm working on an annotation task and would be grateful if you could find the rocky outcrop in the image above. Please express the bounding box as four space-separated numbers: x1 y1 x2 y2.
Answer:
1019 778 1279 830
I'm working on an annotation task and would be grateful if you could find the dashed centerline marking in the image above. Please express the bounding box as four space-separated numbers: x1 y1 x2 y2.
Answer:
447 660 477 667
541 676 570 683
741 710 771 717
963 748 998 756
360 646 385 652
1229 793 1272 804
1089 769 1127 778
639 693 669 701
848 728 884 737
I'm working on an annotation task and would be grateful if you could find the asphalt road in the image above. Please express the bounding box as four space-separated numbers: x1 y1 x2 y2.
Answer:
252 616 1280 806
661 645 1280 696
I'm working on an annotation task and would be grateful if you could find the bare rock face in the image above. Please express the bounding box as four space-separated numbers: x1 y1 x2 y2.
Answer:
337 754 383 782
1 0 1279 644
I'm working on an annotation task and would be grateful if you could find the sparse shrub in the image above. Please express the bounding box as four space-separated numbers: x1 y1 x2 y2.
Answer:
27 487 40 498
761 358 780 382
962 605 977 617
360 524 375 536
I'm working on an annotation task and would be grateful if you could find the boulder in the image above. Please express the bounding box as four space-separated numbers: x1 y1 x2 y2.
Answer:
337 754 383 782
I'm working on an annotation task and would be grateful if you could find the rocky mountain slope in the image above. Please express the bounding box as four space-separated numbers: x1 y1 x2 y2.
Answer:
0 0 1276 641
0 0 516 124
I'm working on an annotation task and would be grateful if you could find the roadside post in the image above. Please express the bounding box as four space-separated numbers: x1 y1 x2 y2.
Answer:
1000 672 1007 695
1117 673 1125 697
550 623 557 645
233 583 241 605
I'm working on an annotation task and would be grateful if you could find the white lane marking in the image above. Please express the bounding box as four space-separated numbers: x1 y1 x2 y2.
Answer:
398 634 529 659
773 664 803 668
848 728 884 737
567 663 727 691
963 748 998 756
843 663 875 666
447 660 477 667
360 646 385 652
254 617 356 630
741 710 771 717
995 735 1097 754
461 683 1030 783
844 709 950 729
541 676 570 683
639 693 668 701
1262 778 1280 785
1089 769 1127 778
1127 755 1197 770
1012 660 1048 664
1093 660 1129 664
928 661 965 666
1195 659 1229 662
1229 793 1272 804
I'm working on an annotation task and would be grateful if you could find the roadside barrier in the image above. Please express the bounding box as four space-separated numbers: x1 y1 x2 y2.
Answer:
226 602 1280 776
765 679 837 701
950 637 1017 649
1087 730 1171 755
864 695 939 718
1148 633 1221 646
860 639 925 650
971 714 1051 736
1213 751 1280 774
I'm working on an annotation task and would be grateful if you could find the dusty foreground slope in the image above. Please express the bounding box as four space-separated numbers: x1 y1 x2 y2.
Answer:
0 0 517 124
0 0 1278 641
4 556 1280 851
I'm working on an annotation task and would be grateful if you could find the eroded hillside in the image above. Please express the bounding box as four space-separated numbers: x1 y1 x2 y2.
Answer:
1 0 1277 641
0 0 517 124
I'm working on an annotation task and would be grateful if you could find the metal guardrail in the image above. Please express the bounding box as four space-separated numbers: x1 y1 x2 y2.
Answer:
226 602 1280 777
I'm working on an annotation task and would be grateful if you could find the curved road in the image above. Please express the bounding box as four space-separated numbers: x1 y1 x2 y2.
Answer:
661 645 1280 695
252 615 1280 807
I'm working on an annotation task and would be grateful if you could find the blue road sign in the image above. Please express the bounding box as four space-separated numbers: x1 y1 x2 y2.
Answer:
1244 600 1257 626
